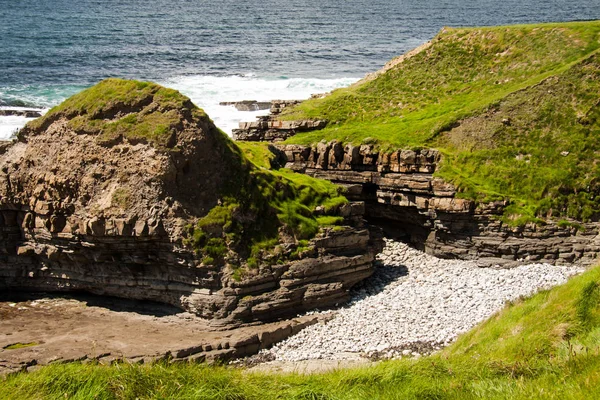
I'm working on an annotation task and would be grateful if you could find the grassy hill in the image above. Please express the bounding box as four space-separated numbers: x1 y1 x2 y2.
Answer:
2 264 599 399
282 21 600 223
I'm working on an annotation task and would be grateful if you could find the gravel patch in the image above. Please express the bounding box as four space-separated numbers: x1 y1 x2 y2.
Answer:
264 239 583 361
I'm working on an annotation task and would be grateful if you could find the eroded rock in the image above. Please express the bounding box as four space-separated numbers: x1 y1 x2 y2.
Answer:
0 80 383 327
276 142 600 266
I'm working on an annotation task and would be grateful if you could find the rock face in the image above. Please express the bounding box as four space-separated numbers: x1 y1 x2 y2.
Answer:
219 101 272 111
276 142 600 266
231 99 327 142
232 116 327 142
0 80 382 327
0 140 11 154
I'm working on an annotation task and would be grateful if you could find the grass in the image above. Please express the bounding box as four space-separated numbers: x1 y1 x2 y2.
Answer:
111 188 131 210
186 141 348 274
21 78 207 148
435 51 600 222
2 265 600 399
2 342 38 350
281 20 600 223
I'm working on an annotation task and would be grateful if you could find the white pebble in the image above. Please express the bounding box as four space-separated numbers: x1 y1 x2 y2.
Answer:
261 239 582 362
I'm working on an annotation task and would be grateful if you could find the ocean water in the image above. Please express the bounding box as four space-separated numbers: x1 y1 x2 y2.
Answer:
1 0 599 139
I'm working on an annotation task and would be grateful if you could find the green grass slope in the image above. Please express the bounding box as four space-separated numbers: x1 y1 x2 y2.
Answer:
21 78 205 147
2 266 599 399
283 21 600 222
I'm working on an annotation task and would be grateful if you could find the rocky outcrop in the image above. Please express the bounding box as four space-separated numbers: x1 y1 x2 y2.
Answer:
0 140 11 155
268 100 304 115
219 101 272 111
231 99 327 142
232 117 327 142
0 109 42 118
275 142 600 266
0 79 383 327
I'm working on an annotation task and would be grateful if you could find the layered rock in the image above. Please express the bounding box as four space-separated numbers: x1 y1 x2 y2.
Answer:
232 116 327 142
219 100 272 111
275 142 600 266
231 99 327 142
0 79 382 327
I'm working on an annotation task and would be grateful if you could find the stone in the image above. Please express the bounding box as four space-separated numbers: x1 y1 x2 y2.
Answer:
219 100 272 112
273 141 600 266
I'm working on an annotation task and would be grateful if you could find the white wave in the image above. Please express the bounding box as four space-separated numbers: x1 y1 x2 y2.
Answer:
0 75 358 140
0 107 49 141
161 75 358 135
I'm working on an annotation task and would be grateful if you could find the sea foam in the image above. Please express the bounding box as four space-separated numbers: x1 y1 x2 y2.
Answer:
161 75 358 134
0 107 48 141
0 75 358 140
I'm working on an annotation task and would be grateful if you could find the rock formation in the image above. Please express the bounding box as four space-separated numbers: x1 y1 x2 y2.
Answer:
0 79 383 327
232 117 327 142
275 142 600 266
231 100 327 142
0 109 42 118
219 100 272 111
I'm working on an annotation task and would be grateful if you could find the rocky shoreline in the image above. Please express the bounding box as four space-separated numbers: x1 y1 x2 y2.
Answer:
258 239 581 363
2 238 582 374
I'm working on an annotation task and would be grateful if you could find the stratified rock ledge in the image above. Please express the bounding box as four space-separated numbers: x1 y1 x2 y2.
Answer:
274 142 600 266
0 80 383 328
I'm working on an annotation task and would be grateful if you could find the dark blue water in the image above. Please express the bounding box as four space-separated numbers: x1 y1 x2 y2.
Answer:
1 0 599 134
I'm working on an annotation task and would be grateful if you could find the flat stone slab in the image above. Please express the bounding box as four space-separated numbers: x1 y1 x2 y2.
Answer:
0 292 321 375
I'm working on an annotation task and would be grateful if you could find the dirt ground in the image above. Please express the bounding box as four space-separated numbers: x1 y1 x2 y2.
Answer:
0 292 326 375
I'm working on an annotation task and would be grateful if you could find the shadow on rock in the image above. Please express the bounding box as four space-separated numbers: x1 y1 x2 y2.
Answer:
0 291 182 317
350 260 409 299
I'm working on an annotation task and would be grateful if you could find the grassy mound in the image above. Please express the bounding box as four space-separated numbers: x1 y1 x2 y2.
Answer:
21 78 206 147
282 21 600 223
2 265 599 399
18 79 348 275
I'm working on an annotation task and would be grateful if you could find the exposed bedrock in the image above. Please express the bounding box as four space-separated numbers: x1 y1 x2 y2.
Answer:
0 140 11 154
232 117 327 142
231 100 327 142
0 81 383 327
0 205 380 327
275 142 600 266
219 100 272 112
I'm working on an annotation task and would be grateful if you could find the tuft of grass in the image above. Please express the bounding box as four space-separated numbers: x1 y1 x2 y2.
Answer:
3 342 38 350
3 266 600 398
238 142 278 169
111 188 131 210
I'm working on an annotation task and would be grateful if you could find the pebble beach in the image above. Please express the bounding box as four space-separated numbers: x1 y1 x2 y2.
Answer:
263 239 582 362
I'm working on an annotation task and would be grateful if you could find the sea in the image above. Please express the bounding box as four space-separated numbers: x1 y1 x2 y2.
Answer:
1 0 599 139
